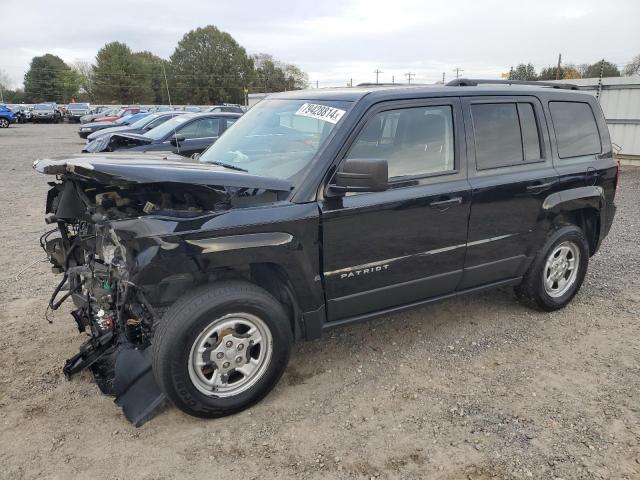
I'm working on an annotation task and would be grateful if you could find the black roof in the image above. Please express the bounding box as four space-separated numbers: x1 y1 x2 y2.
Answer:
269 81 593 103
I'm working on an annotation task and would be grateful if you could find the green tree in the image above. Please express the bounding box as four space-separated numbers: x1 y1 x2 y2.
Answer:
623 54 640 76
24 54 77 103
132 51 169 104
252 53 308 91
71 61 95 101
509 63 537 81
583 60 620 78
169 25 254 104
93 42 139 103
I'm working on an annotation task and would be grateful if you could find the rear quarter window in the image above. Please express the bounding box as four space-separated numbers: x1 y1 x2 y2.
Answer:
549 101 601 158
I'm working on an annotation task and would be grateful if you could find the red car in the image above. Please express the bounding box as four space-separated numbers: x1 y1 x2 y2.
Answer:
94 107 143 123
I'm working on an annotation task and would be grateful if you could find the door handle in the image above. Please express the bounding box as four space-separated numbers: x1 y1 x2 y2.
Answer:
429 197 463 209
526 181 556 193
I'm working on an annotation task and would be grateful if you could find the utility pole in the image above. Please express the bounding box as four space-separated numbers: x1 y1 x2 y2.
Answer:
555 53 562 80
442 72 445 84
316 80 319 88
161 61 172 107
405 72 415 84
453 67 463 79
374 68 383 85
392 75 395 84
349 78 353 87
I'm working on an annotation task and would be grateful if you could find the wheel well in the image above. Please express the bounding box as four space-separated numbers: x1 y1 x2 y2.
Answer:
249 263 302 339
147 263 301 338
556 208 600 255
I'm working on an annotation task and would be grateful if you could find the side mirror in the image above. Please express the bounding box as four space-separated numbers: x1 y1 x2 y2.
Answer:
330 158 388 194
170 134 186 146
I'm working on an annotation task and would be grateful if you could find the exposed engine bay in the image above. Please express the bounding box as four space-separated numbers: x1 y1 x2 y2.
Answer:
35 154 292 425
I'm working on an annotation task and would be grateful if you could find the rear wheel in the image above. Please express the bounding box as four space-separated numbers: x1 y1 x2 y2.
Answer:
515 225 589 311
0 118 9 128
152 281 293 418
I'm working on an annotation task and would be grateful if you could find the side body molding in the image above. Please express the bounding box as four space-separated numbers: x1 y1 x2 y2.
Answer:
187 232 295 254
543 185 604 213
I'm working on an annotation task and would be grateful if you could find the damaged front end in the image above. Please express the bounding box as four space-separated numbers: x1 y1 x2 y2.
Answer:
35 154 291 425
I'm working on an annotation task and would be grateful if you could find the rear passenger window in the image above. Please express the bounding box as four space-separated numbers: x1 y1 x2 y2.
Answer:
471 102 542 170
348 105 455 179
549 102 601 158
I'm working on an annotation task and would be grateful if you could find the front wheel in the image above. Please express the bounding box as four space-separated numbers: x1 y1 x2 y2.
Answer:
0 118 9 128
515 225 589 311
152 281 293 418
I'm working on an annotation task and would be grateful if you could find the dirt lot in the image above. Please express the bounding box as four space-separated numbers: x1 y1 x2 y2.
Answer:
0 123 639 480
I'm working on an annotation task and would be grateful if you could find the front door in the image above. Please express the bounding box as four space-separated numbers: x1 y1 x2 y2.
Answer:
172 117 222 156
320 98 471 322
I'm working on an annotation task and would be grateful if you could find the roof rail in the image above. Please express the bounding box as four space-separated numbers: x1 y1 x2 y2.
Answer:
356 82 408 87
446 78 580 90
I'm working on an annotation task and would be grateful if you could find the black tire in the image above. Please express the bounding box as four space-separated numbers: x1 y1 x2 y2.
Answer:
152 280 293 418
515 225 589 311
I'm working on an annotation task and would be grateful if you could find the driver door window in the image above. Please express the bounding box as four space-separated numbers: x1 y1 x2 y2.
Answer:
348 105 455 180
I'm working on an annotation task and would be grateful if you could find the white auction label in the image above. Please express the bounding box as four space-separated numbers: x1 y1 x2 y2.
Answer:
295 103 346 124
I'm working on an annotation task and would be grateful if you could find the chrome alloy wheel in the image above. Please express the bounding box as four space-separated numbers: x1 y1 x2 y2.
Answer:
188 313 273 397
543 241 580 298
0 118 9 128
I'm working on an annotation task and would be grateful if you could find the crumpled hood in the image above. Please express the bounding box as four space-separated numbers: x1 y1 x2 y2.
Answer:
33 153 293 192
83 132 151 153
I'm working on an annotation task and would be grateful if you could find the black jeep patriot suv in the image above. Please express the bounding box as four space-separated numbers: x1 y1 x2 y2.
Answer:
36 79 617 424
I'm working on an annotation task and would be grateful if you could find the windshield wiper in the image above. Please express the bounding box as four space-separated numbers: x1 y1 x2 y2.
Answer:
207 161 248 172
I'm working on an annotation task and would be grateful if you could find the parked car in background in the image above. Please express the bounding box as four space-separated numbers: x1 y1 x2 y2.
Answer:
84 111 184 143
66 103 91 122
8 105 29 123
32 103 63 123
184 106 202 112
94 106 144 123
208 104 245 113
78 112 150 139
0 105 17 128
83 112 241 155
80 106 113 124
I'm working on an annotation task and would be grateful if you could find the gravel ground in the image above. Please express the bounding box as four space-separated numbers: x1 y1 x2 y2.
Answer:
0 123 639 480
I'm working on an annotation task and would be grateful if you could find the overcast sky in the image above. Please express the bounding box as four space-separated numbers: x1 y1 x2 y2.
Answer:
1 0 638 89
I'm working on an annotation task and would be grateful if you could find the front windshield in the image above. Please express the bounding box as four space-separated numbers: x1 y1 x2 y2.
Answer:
69 103 89 110
199 99 351 180
130 113 159 129
115 115 132 125
143 114 194 141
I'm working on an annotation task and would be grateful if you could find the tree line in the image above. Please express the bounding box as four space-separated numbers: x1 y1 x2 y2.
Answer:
1 25 308 105
507 57 638 81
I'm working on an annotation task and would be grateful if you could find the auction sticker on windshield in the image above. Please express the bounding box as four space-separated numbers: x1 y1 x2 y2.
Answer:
295 103 346 124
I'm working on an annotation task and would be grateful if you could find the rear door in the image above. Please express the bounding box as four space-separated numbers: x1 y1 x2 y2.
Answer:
460 95 558 288
320 98 471 321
